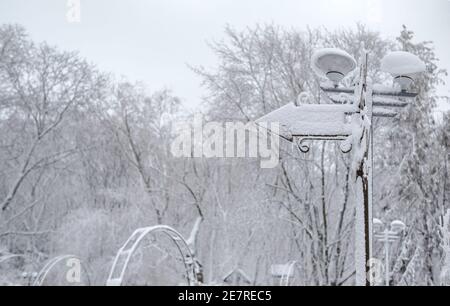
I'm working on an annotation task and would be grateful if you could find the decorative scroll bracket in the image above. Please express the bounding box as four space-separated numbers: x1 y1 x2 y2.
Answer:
295 135 353 154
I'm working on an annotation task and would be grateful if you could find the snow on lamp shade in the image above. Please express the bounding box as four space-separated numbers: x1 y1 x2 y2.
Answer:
373 218 384 231
390 220 406 233
381 51 426 90
311 48 357 84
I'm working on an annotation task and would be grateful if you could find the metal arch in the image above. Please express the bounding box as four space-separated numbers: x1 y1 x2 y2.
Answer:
106 225 197 286
33 255 91 286
0 254 29 265
279 261 302 286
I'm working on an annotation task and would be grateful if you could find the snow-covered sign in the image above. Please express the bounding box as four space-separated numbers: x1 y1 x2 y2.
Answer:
255 103 356 142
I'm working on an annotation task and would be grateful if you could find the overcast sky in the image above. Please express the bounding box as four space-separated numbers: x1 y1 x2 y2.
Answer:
0 0 449 112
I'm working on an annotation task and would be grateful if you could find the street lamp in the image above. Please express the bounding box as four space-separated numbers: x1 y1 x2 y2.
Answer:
381 51 426 91
373 218 406 286
21 271 38 286
256 47 425 286
312 48 424 286
311 48 357 86
439 210 450 286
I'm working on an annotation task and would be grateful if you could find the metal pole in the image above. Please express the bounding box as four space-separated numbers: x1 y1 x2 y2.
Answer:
367 75 374 286
354 51 372 286
384 231 390 286
362 105 372 287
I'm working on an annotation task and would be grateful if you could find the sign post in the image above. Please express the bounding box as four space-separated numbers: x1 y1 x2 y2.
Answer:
256 49 423 286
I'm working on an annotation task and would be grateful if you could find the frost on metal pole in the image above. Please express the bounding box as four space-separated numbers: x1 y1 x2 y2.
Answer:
256 47 425 286
351 51 372 287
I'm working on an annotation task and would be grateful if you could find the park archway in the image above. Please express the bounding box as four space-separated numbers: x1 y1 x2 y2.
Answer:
33 255 91 286
106 225 198 286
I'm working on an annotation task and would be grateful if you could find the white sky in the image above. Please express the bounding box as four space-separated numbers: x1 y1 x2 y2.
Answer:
0 0 449 112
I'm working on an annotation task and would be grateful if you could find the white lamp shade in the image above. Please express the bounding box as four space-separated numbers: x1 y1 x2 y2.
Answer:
381 51 426 86
373 218 384 231
390 220 406 233
311 48 357 83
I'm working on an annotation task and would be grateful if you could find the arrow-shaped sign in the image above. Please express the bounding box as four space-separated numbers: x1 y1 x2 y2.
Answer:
255 103 357 153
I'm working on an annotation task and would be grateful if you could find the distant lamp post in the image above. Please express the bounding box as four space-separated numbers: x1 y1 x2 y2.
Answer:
439 210 450 286
21 271 38 286
374 218 406 286
256 47 425 286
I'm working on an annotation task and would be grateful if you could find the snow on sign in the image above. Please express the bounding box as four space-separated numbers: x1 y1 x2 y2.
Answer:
255 103 356 142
